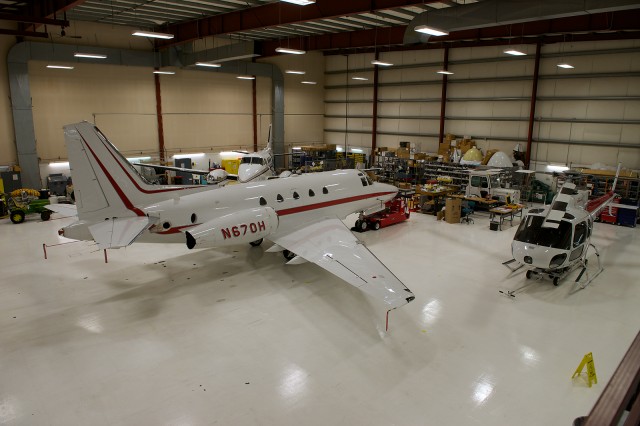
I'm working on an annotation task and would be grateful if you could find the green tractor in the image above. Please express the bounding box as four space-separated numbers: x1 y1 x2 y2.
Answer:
4 189 52 224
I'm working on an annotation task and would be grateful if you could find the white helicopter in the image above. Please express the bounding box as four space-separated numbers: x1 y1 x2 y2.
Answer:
134 125 276 185
507 164 627 287
47 122 415 310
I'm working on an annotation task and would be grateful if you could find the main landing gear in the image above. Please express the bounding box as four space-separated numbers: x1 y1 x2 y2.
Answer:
249 238 263 247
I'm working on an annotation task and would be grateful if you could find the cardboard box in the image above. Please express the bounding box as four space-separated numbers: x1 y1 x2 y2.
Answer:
445 198 462 224
396 148 410 159
397 182 412 189
459 139 476 154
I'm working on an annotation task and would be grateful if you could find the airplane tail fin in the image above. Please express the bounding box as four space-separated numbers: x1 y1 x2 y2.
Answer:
64 121 202 221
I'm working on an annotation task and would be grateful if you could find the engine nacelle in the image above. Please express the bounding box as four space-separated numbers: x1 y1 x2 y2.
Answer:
185 207 278 249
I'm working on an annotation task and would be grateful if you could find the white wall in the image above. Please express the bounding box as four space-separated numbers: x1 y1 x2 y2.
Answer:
0 21 326 172
324 40 640 171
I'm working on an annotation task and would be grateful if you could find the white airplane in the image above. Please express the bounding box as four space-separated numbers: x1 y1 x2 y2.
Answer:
508 165 631 287
134 126 276 185
50 122 415 310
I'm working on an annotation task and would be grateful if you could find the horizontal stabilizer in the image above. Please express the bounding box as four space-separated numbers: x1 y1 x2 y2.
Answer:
88 217 150 249
46 204 78 216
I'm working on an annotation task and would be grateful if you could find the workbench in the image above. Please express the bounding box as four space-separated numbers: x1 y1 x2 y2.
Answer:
489 206 523 230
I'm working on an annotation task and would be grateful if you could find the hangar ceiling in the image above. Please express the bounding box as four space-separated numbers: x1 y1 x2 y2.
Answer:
2 0 640 54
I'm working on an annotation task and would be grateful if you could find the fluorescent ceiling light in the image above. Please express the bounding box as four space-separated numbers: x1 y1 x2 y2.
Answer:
351 148 363 153
557 63 574 69
301 81 317 85
285 70 306 75
173 153 205 159
132 30 174 39
74 52 107 59
371 60 393 66
127 156 151 162
414 25 449 36
219 151 241 157
436 70 454 75
153 70 175 75
292 147 302 150
352 76 368 81
547 164 570 172
275 47 306 55
47 65 74 70
281 0 315 5
237 75 256 80
504 49 526 56
196 62 221 68
49 161 70 167
336 147 344 152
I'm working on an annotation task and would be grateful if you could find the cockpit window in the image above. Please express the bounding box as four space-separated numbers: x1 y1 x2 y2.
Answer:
241 156 265 165
365 175 373 185
360 177 368 187
573 222 587 247
277 194 284 202
514 215 572 250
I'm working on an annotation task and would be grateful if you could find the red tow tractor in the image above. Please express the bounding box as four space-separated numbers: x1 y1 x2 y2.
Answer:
354 195 410 232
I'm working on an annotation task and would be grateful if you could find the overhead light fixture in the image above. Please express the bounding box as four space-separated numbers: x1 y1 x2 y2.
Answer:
173 153 205 159
336 147 344 152
49 161 70 167
74 53 107 59
280 0 315 5
546 164 570 172
352 76 368 81
275 47 306 55
219 151 242 158
127 156 152 162
504 49 526 56
557 63 574 69
414 25 449 37
195 62 222 68
301 81 317 85
292 147 302 150
285 70 306 75
237 75 256 80
132 30 174 39
436 70 454 75
47 65 74 70
350 148 363 153
153 70 175 75
371 60 393 67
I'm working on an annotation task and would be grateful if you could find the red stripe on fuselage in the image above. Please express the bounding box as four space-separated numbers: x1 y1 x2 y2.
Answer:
276 191 395 216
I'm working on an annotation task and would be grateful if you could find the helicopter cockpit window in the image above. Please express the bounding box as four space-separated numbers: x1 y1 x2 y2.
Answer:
514 215 572 250
573 222 588 247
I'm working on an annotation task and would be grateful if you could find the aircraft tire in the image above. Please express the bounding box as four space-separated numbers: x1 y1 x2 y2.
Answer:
526 270 533 279
41 211 51 221
283 250 296 261
250 238 263 247
553 277 559 286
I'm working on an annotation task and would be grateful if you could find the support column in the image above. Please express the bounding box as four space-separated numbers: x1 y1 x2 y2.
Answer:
525 42 542 169
372 52 380 153
438 46 450 145
154 73 166 163
252 78 258 152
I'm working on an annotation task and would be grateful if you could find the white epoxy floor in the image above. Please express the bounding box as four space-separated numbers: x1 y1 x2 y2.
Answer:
1 209 639 425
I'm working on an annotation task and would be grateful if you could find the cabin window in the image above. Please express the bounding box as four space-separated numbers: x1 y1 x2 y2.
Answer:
360 177 368 187
322 187 328 194
190 213 197 223
309 189 315 197
470 176 483 187
259 197 267 206
573 222 588 247
277 194 284 202
293 192 300 200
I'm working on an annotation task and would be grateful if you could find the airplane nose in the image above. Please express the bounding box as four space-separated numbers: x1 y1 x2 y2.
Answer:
378 182 398 201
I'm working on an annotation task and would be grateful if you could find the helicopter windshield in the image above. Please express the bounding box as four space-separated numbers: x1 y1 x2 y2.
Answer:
513 215 572 250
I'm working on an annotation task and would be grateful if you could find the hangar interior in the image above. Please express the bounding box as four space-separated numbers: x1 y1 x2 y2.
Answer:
0 1 639 425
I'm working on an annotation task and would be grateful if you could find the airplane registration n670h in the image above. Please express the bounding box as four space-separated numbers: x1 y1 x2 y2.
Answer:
52 122 415 310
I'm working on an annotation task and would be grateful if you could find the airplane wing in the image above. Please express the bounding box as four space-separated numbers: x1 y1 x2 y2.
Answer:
88 217 150 249
46 204 78 216
270 218 415 309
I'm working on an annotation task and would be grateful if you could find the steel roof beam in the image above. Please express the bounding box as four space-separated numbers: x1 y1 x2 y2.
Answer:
157 0 438 46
